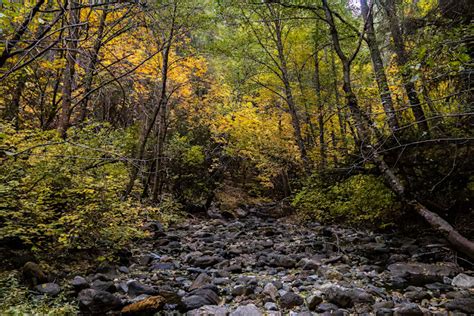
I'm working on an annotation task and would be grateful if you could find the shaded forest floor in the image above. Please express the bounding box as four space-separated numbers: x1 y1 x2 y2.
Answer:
4 208 474 315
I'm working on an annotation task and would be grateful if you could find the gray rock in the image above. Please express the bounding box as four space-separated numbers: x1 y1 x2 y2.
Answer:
388 262 458 285
192 255 222 268
446 298 474 313
118 266 129 274
71 276 89 291
393 303 423 316
35 283 61 296
78 288 121 313
189 273 211 291
183 288 220 311
404 290 430 301
451 273 474 289
324 285 373 308
127 280 157 297
187 305 229 316
279 292 304 309
230 304 262 316
264 302 278 311
315 302 339 312
151 262 175 270
91 279 115 293
376 308 394 316
263 282 279 300
307 293 323 311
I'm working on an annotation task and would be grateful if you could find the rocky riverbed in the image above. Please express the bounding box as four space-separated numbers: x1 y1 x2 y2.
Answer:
23 211 474 315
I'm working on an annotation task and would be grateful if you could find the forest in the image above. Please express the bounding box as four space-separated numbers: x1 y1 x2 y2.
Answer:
0 0 473 314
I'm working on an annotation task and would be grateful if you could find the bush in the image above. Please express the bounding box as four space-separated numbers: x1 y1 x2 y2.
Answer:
0 122 149 254
292 174 401 227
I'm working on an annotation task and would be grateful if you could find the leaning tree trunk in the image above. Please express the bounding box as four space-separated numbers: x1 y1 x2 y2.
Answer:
322 0 474 260
373 151 474 260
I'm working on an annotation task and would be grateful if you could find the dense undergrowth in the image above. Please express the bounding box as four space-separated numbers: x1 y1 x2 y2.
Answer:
0 272 77 315
0 123 184 260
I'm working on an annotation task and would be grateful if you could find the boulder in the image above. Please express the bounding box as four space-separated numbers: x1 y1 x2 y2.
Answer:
78 288 121 313
387 262 458 285
451 273 474 289
393 303 423 316
188 305 229 316
189 273 211 291
279 292 304 309
262 282 279 301
324 285 373 308
306 293 323 311
71 276 89 291
127 280 158 297
230 304 262 316
183 288 220 311
35 283 61 296
446 297 474 314
191 255 222 268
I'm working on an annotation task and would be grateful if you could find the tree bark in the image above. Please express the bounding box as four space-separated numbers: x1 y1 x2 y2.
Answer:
267 4 310 172
382 0 429 133
323 0 474 259
78 9 108 123
360 0 399 133
58 0 81 138
123 38 173 199
313 49 327 169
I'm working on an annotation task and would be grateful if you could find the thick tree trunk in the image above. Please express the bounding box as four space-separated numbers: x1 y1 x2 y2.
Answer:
382 0 429 133
360 0 399 133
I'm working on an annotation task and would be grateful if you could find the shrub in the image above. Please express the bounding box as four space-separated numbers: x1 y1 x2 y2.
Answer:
0 122 148 254
292 174 401 227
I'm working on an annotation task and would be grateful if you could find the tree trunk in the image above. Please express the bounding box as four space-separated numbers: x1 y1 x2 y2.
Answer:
58 0 80 138
269 4 310 172
382 0 429 133
78 8 107 123
123 43 172 199
324 0 474 259
360 0 399 133
313 49 327 169
330 49 349 156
